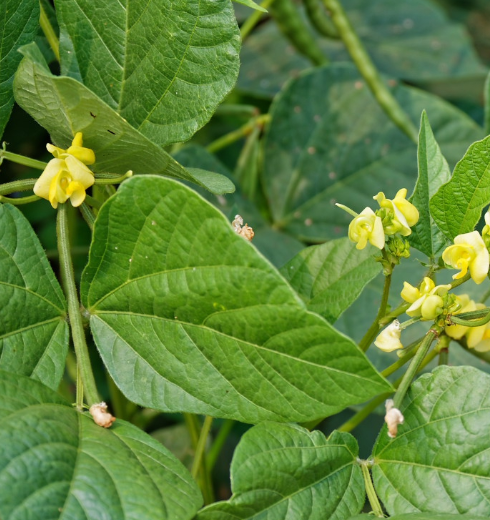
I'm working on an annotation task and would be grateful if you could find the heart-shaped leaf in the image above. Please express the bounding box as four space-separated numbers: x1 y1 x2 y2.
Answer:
13 43 234 195
0 370 202 520
56 0 240 146
197 423 364 520
81 175 392 424
372 366 490 516
0 204 68 389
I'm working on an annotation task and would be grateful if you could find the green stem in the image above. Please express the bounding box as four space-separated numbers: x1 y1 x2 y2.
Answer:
450 309 490 327
206 114 270 153
0 194 40 205
380 339 422 378
0 179 37 195
207 420 234 471
84 195 102 209
57 204 99 408
215 104 259 118
240 0 275 41
94 171 133 185
39 1 60 62
393 325 442 409
322 0 417 143
192 416 214 479
449 271 471 289
360 462 384 517
303 0 339 38
0 150 47 170
358 272 392 352
79 202 96 231
379 302 410 327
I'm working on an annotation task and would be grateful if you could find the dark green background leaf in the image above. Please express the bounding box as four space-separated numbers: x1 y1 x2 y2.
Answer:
198 423 364 520
372 366 490 516
0 0 39 138
56 0 240 145
281 239 381 322
0 370 202 519
348 515 488 520
13 43 233 194
81 176 391 424
0 204 68 390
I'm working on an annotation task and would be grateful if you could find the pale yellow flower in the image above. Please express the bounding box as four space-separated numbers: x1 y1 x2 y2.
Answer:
375 320 404 352
348 207 385 250
34 132 95 209
374 188 419 236
442 231 489 284
401 277 450 320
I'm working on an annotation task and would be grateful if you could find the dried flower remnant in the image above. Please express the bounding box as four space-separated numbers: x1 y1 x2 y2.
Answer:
232 214 254 241
89 402 116 428
374 320 404 352
384 399 404 438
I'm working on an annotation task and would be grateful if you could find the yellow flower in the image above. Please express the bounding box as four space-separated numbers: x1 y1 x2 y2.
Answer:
374 188 419 236
375 320 404 352
34 133 95 209
442 231 489 284
348 207 385 250
401 277 450 320
446 298 490 352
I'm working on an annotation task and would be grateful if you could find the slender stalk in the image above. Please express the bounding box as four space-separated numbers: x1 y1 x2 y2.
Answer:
0 179 37 195
0 194 40 205
393 325 442 409
358 272 392 352
79 202 95 231
206 114 270 153
0 150 47 170
39 1 60 62
360 462 384 517
450 308 490 327
379 302 410 327
94 171 133 185
322 0 417 143
191 416 214 479
380 339 421 378
57 204 99 408
215 104 259 118
303 0 339 38
241 0 275 41
207 419 234 471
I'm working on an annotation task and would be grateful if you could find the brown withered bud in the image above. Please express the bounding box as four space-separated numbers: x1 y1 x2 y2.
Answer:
89 402 116 428
232 215 254 241
384 399 404 438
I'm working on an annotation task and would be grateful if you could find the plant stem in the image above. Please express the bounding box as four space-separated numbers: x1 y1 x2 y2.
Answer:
0 179 37 195
57 204 99 408
0 149 47 170
393 325 442 409
0 194 40 205
360 462 384 517
39 1 60 62
303 0 339 38
206 114 270 153
322 0 417 143
240 0 275 41
94 171 133 185
192 416 214 479
207 419 234 471
358 272 392 352
79 202 95 231
450 308 490 327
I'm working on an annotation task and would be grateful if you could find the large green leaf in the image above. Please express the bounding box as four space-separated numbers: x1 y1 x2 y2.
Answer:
0 204 68 390
349 515 488 520
409 111 451 257
0 0 39 139
0 370 202 519
238 0 485 97
263 64 483 242
13 43 234 195
431 135 490 241
56 0 240 146
197 422 364 520
81 176 391 424
372 366 490 516
280 238 381 323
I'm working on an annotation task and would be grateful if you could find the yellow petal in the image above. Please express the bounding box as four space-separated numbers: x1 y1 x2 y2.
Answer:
420 294 444 320
375 321 404 352
64 155 95 188
401 282 420 303
369 215 385 249
33 159 65 200
66 181 87 207
66 145 96 165
46 143 66 158
71 132 83 147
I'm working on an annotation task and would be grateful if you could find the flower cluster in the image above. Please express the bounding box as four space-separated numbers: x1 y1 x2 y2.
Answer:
34 132 95 209
338 188 419 251
401 277 451 321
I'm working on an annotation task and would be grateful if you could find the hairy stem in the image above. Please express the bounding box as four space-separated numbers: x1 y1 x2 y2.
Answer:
360 462 384 517
39 1 60 62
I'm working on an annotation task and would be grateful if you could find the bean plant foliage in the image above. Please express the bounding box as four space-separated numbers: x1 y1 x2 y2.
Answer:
1 0 490 518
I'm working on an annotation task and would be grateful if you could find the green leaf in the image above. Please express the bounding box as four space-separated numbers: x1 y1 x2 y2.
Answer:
408 111 451 257
13 43 233 195
0 204 68 390
280 238 381 323
263 64 483 242
56 0 240 146
238 0 485 97
197 423 364 520
430 135 490 241
81 176 392 424
0 370 202 519
0 0 39 138
372 366 490 516
233 0 267 12
348 515 488 520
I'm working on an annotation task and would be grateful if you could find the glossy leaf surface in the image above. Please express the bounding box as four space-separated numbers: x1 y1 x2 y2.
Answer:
198 423 364 520
81 176 391 424
13 43 233 194
56 0 240 145
0 204 68 390
372 366 490 516
0 370 202 519
281 238 381 322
